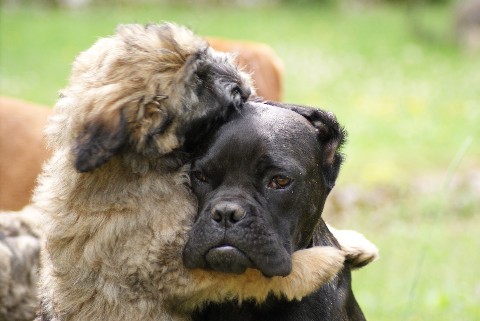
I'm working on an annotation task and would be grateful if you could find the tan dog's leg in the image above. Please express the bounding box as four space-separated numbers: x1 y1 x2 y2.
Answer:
179 228 379 311
177 246 344 311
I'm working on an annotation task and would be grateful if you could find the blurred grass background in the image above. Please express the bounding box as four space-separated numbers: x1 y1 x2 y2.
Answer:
1 0 479 320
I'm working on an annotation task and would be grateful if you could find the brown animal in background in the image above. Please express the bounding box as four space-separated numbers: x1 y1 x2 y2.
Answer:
207 37 283 101
0 97 51 210
0 38 282 211
33 23 344 321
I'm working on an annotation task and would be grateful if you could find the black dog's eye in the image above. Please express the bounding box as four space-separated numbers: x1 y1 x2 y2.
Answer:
268 175 292 189
192 171 209 183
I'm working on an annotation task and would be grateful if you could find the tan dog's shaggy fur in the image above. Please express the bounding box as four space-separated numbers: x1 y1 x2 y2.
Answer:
0 212 379 321
0 209 378 321
33 23 345 321
0 39 281 212
0 206 42 321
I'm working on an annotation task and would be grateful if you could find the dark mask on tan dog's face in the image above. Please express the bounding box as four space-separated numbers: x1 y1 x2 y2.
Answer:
67 24 252 174
183 101 345 277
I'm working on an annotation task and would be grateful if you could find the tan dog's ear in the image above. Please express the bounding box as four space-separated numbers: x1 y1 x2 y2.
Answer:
170 49 247 109
72 109 128 173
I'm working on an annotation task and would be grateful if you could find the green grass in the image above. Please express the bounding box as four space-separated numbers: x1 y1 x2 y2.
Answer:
351 214 480 320
1 2 479 320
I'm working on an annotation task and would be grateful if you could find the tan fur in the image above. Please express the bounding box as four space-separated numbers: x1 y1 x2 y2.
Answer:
180 247 345 311
0 206 42 321
0 97 51 211
34 23 345 321
0 36 282 211
206 37 283 101
0 216 379 321
0 210 377 321
328 225 379 269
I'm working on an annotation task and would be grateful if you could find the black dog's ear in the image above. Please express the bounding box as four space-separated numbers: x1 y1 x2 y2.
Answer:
263 101 346 192
72 109 128 173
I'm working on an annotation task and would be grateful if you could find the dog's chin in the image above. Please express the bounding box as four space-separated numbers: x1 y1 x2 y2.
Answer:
205 246 254 274
203 245 292 278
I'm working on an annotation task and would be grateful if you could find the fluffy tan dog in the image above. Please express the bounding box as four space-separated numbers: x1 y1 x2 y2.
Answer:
0 39 281 212
33 23 345 321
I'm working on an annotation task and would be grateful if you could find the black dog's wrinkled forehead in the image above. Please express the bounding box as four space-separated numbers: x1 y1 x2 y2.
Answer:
242 101 318 141
193 100 346 192
195 102 321 164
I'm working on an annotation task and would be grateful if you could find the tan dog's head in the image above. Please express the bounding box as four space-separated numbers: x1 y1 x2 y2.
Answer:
47 23 253 173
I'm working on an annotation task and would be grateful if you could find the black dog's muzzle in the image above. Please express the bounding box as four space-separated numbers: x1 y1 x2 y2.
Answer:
201 198 256 275
184 194 293 277
210 201 247 227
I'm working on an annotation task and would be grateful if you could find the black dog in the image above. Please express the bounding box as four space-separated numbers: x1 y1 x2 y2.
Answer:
183 101 366 320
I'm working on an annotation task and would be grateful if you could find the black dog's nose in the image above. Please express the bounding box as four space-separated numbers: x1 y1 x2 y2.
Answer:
211 202 246 226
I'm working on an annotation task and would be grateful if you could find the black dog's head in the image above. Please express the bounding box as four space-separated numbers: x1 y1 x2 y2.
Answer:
183 101 346 277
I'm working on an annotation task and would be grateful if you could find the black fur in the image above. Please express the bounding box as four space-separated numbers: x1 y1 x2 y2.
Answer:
73 110 128 173
187 101 365 321
261 100 347 192
180 53 251 152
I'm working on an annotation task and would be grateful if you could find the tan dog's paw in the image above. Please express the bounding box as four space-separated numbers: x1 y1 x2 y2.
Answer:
269 246 345 300
329 226 379 269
